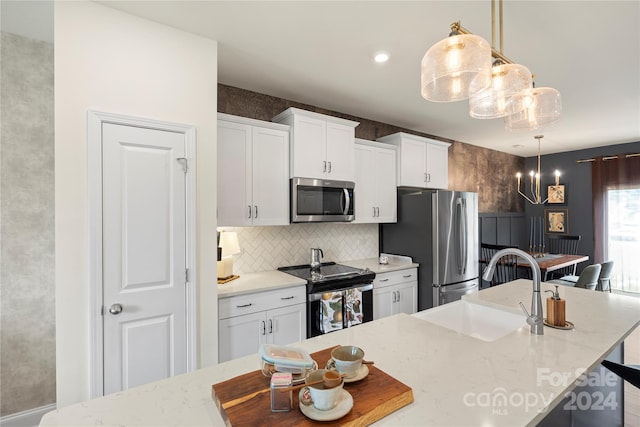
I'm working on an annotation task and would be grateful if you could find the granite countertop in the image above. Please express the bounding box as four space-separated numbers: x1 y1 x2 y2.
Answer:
40 279 640 426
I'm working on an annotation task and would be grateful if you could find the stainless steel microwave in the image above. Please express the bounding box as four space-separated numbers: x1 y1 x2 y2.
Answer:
291 177 355 223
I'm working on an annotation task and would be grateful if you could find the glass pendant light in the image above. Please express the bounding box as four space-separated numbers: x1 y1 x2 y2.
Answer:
468 62 532 118
421 32 492 102
421 1 560 127
505 86 561 131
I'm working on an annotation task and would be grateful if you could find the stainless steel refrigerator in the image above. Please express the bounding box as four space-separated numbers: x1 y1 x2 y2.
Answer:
380 189 479 310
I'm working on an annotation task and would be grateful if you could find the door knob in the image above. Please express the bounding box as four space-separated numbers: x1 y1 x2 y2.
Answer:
109 303 123 315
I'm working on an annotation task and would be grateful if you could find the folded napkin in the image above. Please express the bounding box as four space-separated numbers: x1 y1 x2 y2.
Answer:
345 288 363 327
320 291 343 333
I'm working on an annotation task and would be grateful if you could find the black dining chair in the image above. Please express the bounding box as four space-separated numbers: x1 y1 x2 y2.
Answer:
601 360 640 389
546 235 581 278
480 243 518 287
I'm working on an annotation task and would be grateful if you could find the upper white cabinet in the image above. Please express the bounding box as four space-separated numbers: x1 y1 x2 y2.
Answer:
272 107 359 181
354 139 397 223
376 132 450 189
217 113 290 226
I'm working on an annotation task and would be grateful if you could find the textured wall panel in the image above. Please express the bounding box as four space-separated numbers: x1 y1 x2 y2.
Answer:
0 32 55 415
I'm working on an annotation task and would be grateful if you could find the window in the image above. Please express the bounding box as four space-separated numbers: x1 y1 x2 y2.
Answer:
592 153 640 293
606 187 640 293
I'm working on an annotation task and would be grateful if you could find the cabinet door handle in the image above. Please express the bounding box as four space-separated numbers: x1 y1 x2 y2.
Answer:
397 291 401 302
376 207 380 217
379 278 389 282
427 173 431 182
280 296 295 300
254 205 258 218
248 205 252 218
328 161 332 173
403 274 413 278
261 320 266 335
236 303 253 308
424 173 427 182
268 319 273 334
372 207 376 217
323 161 327 173
392 291 397 303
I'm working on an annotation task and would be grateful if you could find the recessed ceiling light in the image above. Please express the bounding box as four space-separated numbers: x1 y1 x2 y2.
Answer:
512 144 523 148
374 52 389 63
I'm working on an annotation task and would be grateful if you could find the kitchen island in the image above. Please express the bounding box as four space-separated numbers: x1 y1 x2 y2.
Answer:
41 280 640 426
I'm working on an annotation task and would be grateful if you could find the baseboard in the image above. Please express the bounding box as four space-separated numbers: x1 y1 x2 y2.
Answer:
0 404 56 427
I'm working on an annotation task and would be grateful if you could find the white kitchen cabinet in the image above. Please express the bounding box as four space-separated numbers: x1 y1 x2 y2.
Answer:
217 113 290 226
376 132 450 189
218 286 306 362
373 268 418 320
354 139 397 223
272 107 359 181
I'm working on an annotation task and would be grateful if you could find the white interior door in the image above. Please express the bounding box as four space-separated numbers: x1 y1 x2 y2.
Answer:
102 122 187 395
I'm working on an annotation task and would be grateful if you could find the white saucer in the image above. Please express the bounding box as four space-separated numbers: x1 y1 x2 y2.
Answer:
344 364 369 383
298 389 353 421
324 360 370 383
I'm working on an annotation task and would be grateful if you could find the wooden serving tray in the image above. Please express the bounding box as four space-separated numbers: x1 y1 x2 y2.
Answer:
211 346 413 426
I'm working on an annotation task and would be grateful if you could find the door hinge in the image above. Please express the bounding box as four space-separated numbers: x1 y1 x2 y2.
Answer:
185 268 190 284
177 157 188 173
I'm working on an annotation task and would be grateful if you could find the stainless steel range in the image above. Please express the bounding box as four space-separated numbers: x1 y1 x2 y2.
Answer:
278 262 375 338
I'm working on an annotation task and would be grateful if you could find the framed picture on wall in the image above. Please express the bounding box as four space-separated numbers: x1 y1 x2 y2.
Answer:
547 184 566 204
545 208 569 234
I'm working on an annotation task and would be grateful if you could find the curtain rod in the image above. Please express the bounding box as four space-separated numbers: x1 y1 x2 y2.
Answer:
576 153 640 164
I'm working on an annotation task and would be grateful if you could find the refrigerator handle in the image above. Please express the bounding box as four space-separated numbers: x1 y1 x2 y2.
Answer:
456 198 467 276
461 198 468 275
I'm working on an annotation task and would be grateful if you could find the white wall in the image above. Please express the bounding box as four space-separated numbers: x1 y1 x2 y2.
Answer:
55 1 218 407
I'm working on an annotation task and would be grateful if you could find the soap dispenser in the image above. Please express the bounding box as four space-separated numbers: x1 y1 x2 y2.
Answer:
545 285 566 327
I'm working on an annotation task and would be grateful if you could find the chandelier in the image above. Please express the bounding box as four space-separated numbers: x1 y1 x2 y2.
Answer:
420 0 561 132
516 135 560 205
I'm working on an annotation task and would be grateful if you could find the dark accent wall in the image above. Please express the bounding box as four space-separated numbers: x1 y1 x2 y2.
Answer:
218 84 525 213
479 212 527 249
524 141 640 273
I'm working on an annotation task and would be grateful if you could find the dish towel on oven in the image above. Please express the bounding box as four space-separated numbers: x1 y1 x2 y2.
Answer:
345 288 363 327
320 291 343 333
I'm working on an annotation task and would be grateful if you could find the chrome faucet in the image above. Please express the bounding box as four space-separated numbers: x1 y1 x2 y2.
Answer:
482 248 544 335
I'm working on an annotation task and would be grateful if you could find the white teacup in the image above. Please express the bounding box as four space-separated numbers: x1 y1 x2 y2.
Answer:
301 369 344 411
327 345 364 379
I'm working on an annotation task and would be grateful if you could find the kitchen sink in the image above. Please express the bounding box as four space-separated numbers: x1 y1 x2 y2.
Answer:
412 299 528 342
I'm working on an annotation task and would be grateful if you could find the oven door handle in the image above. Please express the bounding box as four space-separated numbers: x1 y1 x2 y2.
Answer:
307 283 374 301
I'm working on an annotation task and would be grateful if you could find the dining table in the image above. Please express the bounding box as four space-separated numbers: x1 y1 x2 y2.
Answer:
519 253 590 281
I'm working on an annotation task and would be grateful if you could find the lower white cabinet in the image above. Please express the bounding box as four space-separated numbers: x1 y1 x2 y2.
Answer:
218 286 306 363
373 268 418 320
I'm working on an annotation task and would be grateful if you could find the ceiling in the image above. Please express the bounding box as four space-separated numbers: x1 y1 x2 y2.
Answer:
7 1 640 157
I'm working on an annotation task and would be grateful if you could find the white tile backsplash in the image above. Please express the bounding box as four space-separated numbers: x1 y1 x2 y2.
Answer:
223 223 379 273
